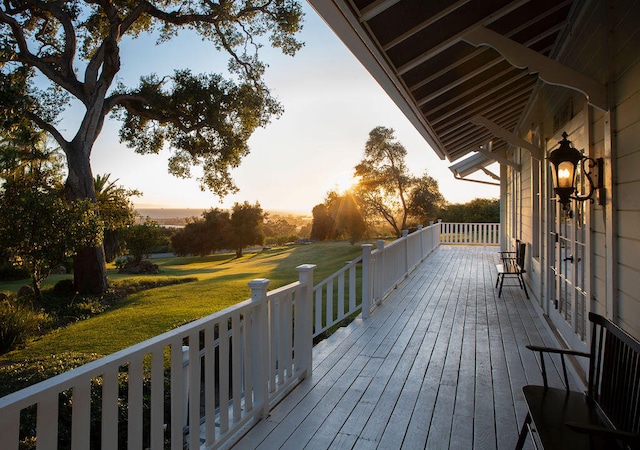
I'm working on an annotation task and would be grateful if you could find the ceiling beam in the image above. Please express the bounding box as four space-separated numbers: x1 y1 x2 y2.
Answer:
418 64 518 109
397 0 529 75
470 115 542 160
437 89 532 139
477 144 520 171
360 0 403 22
430 72 535 126
463 26 608 111
383 0 472 50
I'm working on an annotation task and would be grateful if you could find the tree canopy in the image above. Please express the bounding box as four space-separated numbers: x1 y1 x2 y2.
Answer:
0 0 304 293
353 126 446 236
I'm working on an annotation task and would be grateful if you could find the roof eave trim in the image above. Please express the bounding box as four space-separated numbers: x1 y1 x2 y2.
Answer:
307 0 448 159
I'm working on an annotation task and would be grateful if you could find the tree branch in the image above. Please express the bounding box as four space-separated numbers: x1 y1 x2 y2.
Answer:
1 1 85 99
25 110 70 154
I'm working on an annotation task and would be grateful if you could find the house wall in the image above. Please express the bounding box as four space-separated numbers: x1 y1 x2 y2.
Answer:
506 0 640 340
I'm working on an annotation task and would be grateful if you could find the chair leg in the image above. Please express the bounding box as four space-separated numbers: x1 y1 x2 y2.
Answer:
498 275 504 297
519 274 529 299
515 413 532 450
496 273 501 288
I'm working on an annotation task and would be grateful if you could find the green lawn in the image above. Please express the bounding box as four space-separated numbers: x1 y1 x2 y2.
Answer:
1 241 364 362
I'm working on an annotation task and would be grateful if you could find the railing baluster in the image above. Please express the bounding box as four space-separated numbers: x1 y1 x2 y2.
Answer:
231 312 242 423
71 381 91 450
150 346 165 449
101 368 119 449
219 318 230 433
349 265 356 312
0 405 19 450
338 271 345 317
37 391 58 450
170 339 185 449
188 330 201 449
126 357 144 450
326 279 334 326
268 297 277 392
204 322 217 446
278 294 287 384
314 288 323 332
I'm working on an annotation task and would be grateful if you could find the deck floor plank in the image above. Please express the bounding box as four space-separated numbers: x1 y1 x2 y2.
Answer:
233 246 577 450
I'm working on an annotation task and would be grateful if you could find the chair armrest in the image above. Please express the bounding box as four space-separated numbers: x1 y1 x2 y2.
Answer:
526 345 591 359
525 345 591 390
565 422 640 447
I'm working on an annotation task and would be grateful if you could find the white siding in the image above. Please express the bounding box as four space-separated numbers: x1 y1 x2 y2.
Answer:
505 0 640 339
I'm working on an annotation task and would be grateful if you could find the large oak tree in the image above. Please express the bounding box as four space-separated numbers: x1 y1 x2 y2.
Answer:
354 126 413 237
0 0 303 294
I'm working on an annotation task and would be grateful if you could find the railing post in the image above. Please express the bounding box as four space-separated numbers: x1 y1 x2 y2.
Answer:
417 225 424 259
402 230 409 274
295 264 316 379
376 240 385 305
249 278 270 419
361 244 373 320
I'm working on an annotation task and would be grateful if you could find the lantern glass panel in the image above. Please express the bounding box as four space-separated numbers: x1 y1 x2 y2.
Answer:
557 161 575 189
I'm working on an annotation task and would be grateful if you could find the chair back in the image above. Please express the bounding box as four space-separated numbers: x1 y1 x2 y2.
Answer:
588 312 640 434
516 240 526 272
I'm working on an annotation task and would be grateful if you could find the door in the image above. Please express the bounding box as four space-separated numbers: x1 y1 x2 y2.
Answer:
546 122 591 351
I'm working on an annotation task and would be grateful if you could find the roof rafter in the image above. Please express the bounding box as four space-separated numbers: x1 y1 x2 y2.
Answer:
397 0 529 75
360 0 403 22
470 115 542 159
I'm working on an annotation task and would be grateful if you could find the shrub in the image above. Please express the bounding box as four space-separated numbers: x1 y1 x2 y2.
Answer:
0 298 51 354
52 279 76 296
0 259 30 281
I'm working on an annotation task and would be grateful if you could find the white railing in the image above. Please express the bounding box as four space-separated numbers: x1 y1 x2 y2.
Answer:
367 223 441 313
311 222 441 336
439 222 500 245
312 254 362 339
0 222 496 449
0 265 316 450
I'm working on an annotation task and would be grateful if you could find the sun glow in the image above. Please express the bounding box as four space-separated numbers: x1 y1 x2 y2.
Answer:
328 171 359 194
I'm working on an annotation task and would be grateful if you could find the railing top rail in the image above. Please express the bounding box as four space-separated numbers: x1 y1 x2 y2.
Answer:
372 222 440 254
314 254 363 287
266 280 303 297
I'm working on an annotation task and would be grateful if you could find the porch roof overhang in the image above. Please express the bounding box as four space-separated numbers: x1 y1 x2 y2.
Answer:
307 0 606 165
448 152 499 185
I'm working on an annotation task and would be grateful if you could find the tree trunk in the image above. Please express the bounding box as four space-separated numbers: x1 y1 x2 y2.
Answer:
73 247 109 294
64 145 109 295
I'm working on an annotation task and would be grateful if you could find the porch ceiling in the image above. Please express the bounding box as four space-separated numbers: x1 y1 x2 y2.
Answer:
308 0 586 164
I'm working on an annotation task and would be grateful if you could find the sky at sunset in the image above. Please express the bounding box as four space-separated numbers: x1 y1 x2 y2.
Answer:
74 2 499 214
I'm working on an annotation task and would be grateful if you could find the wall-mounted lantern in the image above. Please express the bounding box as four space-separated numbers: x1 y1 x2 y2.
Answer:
548 132 604 208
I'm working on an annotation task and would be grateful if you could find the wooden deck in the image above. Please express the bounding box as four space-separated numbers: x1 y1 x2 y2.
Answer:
233 245 577 449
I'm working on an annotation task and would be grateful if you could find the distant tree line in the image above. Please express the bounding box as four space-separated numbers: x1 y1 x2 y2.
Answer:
171 202 266 258
439 198 500 223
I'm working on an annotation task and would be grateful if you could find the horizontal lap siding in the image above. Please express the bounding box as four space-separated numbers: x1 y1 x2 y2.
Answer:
612 0 640 339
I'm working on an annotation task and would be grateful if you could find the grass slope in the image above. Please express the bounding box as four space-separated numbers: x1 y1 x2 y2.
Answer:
2 241 364 361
